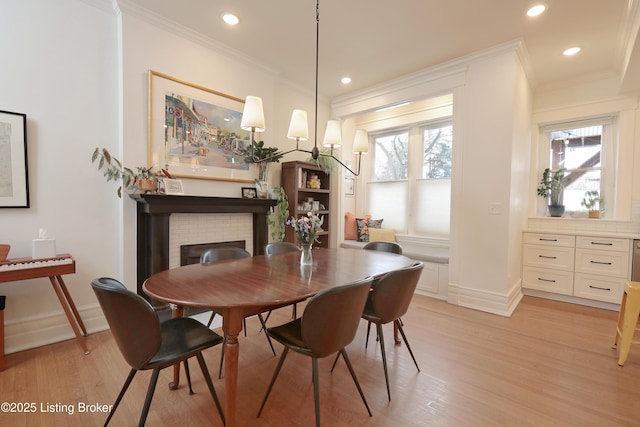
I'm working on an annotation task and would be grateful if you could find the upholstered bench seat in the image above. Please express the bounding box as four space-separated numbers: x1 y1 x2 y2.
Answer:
340 241 449 265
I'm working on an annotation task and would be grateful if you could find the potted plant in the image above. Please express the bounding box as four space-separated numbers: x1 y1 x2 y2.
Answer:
581 190 602 218
306 148 337 175
92 147 158 197
243 140 283 198
537 167 567 217
267 186 289 242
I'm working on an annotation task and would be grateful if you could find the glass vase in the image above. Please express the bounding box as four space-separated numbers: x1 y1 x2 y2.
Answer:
300 243 313 266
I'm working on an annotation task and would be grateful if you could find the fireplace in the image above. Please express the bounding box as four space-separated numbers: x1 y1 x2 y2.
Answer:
132 194 276 300
180 240 246 266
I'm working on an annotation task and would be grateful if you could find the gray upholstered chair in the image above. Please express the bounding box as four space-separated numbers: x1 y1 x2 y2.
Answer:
363 240 403 255
264 242 302 319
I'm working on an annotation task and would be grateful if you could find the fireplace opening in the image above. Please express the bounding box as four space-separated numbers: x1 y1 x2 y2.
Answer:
180 240 246 266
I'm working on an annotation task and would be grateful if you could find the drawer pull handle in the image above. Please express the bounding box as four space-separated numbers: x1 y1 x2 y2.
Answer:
538 278 556 283
590 260 612 265
539 255 557 259
588 285 611 291
539 238 558 242
590 242 613 246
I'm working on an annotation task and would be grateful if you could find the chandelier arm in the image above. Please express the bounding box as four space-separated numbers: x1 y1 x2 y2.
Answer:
318 152 362 177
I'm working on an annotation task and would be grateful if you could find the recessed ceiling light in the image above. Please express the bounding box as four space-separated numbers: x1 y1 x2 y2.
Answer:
526 4 546 17
341 77 351 84
222 13 239 25
563 47 581 56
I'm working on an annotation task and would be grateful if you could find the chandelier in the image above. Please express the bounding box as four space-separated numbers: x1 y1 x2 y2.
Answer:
240 0 368 176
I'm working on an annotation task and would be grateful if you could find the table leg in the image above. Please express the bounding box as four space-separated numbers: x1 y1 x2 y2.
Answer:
223 309 244 427
48 276 89 354
169 305 184 390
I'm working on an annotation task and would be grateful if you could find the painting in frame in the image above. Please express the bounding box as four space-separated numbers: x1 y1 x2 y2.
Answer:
0 110 29 208
148 70 255 183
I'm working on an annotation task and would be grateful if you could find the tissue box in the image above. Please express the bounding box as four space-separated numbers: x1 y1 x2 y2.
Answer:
32 239 56 259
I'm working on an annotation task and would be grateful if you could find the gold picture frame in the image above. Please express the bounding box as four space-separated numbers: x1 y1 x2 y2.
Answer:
148 70 255 183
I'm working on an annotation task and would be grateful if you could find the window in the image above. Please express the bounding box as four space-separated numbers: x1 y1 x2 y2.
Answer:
368 121 453 237
540 117 615 216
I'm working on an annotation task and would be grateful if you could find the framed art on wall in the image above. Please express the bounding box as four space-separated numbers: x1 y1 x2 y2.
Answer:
0 110 29 208
148 70 255 183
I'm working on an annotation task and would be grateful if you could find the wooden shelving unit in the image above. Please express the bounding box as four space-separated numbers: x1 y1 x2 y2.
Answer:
281 161 331 248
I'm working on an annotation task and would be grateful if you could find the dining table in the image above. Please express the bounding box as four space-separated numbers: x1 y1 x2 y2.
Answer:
143 247 414 426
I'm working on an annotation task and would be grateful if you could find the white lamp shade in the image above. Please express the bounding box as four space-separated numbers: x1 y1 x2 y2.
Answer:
322 120 342 148
287 109 309 140
353 129 369 153
240 96 266 131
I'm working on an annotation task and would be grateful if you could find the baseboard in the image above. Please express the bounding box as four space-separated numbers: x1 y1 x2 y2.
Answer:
447 279 524 317
3 304 108 355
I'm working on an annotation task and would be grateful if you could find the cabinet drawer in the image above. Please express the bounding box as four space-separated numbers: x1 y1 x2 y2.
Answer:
575 236 630 252
574 273 625 304
574 248 630 278
523 267 573 295
523 244 575 271
524 233 575 248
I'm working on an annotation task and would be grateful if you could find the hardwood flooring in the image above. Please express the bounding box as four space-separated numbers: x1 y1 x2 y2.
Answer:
1 295 638 426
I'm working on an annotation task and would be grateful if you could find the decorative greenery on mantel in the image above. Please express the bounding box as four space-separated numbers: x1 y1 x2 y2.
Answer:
92 147 158 198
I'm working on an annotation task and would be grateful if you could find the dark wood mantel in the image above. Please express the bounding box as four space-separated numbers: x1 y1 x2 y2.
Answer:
131 194 276 299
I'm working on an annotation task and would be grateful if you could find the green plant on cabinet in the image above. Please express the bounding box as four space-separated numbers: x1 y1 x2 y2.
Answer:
92 147 159 198
268 186 289 242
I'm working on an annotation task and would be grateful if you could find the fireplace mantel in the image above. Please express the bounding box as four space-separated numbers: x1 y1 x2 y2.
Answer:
132 194 276 298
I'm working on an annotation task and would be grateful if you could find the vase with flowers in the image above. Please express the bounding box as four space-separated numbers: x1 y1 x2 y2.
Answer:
287 211 324 265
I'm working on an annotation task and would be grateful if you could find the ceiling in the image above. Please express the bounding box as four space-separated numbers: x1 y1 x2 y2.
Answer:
124 0 640 99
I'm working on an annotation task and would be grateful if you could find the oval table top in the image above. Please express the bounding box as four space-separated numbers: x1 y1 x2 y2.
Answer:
143 247 414 311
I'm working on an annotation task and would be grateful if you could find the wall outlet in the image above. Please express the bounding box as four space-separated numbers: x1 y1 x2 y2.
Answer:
488 203 502 215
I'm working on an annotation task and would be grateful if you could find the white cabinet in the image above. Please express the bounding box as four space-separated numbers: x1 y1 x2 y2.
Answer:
522 232 631 304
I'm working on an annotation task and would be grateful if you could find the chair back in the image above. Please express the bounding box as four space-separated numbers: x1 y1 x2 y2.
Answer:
91 277 161 370
363 241 403 255
265 242 300 255
301 277 373 357
370 262 423 324
200 246 251 264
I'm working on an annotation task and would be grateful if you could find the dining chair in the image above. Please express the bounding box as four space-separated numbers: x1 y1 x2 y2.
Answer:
200 246 276 379
91 277 225 427
363 240 404 343
363 241 403 255
353 262 424 402
264 241 301 319
257 277 374 427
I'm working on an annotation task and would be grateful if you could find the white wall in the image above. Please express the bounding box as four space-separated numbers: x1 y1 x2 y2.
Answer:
0 0 120 352
0 0 322 354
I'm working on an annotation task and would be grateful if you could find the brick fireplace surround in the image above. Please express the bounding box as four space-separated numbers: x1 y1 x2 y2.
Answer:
132 194 276 299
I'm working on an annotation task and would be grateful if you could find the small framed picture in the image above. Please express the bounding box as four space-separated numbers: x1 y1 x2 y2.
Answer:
242 187 257 199
344 177 354 196
162 178 184 195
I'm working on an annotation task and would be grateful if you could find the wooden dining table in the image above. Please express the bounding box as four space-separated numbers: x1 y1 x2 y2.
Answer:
143 247 414 426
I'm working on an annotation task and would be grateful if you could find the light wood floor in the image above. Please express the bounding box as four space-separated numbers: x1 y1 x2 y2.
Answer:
1 295 639 427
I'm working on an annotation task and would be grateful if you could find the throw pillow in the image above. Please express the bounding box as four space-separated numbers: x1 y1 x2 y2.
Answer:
369 228 396 243
344 212 358 240
356 217 383 242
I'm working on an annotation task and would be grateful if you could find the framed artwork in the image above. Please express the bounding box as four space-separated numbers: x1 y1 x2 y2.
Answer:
344 177 354 196
0 110 29 208
162 178 184 195
241 187 257 199
148 70 255 183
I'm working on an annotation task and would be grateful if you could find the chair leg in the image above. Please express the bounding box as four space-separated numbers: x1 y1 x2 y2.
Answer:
218 337 226 380
376 323 392 402
365 321 372 349
104 368 137 426
312 357 321 427
138 368 160 427
261 311 272 332
183 359 194 395
196 352 226 425
330 351 341 372
397 319 420 372
339 348 372 417
257 347 289 417
292 303 297 319
206 311 216 328
258 313 276 356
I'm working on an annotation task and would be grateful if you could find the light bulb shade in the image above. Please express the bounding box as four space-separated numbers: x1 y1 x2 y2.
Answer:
353 129 369 153
240 96 266 132
287 109 309 140
322 120 342 148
